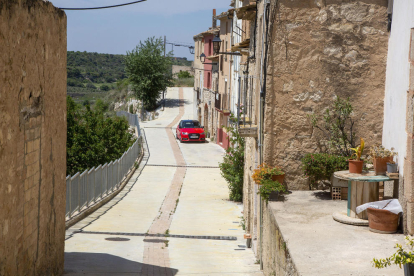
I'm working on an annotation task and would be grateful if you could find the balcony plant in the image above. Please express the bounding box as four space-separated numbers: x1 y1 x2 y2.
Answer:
373 236 414 275
257 179 286 203
368 145 398 175
349 138 365 174
252 163 285 185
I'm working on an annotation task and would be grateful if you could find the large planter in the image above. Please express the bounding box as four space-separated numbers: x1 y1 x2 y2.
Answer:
373 157 393 175
349 160 363 174
387 162 398 173
367 208 399 234
271 174 285 184
404 263 414 276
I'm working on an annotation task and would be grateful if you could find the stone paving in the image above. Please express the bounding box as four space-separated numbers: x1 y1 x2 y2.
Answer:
64 87 262 276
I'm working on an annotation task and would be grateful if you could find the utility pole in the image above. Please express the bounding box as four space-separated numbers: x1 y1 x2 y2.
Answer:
163 35 166 110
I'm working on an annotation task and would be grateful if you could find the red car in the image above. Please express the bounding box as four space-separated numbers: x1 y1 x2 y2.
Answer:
176 120 206 143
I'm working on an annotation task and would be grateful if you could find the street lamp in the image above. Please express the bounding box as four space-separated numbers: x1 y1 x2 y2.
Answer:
213 35 222 55
189 46 195 55
200 53 206 63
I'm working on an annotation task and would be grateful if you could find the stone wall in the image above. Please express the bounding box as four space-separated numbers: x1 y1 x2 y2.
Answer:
264 0 389 190
0 1 67 275
261 204 298 276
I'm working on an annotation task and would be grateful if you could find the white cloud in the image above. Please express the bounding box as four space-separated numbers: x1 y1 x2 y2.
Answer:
49 0 230 15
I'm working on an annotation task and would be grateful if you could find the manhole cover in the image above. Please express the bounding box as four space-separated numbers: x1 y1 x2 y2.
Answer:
105 237 130 242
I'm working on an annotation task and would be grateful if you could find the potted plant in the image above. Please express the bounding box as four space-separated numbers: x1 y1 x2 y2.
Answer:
373 236 414 275
257 179 286 202
252 163 285 185
368 145 397 175
387 160 398 173
349 138 365 174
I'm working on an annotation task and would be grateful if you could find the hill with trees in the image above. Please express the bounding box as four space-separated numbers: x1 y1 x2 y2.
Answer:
67 51 192 93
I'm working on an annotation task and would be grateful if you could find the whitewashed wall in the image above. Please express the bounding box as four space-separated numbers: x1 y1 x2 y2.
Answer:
383 0 414 174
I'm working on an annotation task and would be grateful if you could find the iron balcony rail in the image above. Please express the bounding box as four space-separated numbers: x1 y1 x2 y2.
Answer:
65 111 142 220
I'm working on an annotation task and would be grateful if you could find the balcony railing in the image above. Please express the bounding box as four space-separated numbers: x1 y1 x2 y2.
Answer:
237 75 258 138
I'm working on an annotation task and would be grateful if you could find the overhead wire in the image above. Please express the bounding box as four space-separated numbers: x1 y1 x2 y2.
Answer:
57 0 147 10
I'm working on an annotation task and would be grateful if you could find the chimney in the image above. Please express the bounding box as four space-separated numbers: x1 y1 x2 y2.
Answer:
212 9 217 28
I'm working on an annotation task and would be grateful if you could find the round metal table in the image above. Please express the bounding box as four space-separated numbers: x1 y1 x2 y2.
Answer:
333 171 391 219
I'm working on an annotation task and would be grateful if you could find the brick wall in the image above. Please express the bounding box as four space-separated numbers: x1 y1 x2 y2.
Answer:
0 1 67 275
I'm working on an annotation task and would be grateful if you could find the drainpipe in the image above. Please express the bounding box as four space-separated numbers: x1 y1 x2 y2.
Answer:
258 0 270 270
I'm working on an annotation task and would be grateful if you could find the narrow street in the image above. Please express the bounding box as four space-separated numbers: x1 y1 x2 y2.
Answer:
64 87 263 276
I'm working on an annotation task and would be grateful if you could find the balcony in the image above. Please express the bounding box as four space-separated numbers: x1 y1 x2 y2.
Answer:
236 2 257 21
236 75 257 138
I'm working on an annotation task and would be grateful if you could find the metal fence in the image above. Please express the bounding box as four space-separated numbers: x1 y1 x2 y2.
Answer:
117 111 142 137
65 111 142 220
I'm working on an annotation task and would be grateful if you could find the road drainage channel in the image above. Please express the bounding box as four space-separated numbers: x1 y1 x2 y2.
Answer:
74 230 237 241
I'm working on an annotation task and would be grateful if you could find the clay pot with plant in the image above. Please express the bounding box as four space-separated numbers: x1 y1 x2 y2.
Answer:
252 163 285 185
349 138 365 174
368 145 398 175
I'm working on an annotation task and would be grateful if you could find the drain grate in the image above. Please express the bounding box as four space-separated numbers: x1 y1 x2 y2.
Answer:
146 164 219 169
105 237 130 242
75 230 237 241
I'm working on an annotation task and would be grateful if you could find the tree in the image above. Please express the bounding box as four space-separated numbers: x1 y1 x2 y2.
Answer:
66 96 135 176
309 97 356 156
100 84 110 91
177 70 191 79
125 37 173 110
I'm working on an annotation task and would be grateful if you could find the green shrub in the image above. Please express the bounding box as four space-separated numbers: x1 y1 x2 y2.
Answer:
301 153 348 189
219 114 245 201
257 179 286 203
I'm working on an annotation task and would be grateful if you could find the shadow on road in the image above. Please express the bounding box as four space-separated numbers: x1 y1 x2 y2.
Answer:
64 252 179 275
164 98 189 108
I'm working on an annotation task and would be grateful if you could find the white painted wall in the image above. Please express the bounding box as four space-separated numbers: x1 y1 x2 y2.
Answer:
383 0 414 174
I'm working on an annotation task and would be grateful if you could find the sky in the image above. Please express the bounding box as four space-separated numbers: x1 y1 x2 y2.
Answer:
48 0 230 60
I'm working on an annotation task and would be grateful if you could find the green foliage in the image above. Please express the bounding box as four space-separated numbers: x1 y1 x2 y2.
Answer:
219 114 245 202
100 84 110 91
301 153 349 188
67 51 127 84
129 104 133 114
66 96 135 176
86 83 97 90
310 97 356 157
173 77 194 87
125 37 173 110
373 236 414 269
257 179 285 203
177 71 191 79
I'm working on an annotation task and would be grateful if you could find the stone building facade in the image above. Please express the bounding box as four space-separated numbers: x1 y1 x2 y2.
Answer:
0 1 67 275
242 0 389 273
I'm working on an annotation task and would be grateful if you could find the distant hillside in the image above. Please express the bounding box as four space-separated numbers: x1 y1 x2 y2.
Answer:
67 51 192 91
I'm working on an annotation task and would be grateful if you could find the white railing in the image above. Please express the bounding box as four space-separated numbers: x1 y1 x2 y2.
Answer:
65 111 142 220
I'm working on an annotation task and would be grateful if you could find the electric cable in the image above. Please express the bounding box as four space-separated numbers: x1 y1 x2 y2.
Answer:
57 0 147 10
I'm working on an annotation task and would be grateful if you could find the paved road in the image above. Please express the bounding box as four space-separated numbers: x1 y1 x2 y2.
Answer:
64 87 263 276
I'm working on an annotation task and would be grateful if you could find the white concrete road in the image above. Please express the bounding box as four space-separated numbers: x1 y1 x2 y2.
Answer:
64 87 263 276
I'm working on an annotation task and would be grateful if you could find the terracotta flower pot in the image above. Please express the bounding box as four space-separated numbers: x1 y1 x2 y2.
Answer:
367 208 399 234
271 174 285 184
348 160 363 174
373 157 393 175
